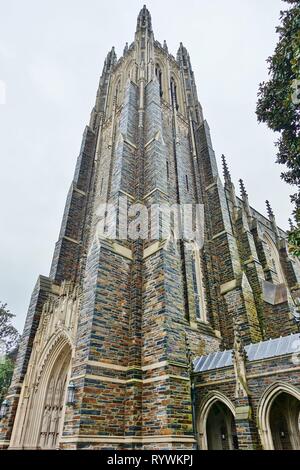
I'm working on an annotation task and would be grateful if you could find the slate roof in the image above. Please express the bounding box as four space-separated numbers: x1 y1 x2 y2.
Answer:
193 333 300 373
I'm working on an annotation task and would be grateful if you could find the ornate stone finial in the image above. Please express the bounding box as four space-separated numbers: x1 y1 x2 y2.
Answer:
136 5 152 33
221 154 231 184
177 42 188 62
239 179 248 199
123 42 128 55
179 42 186 52
266 200 274 220
105 47 117 71
239 178 252 220
110 46 115 57
266 200 279 237
163 40 168 53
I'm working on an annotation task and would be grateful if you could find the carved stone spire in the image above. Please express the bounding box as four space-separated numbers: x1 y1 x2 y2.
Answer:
221 155 239 217
221 154 231 184
266 200 274 220
177 42 190 66
163 40 168 53
135 5 154 77
91 46 117 126
266 200 279 237
239 179 248 199
239 179 252 220
123 42 128 55
136 5 152 34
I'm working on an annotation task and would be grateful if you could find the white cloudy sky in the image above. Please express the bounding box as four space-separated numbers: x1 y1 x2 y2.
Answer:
0 0 292 332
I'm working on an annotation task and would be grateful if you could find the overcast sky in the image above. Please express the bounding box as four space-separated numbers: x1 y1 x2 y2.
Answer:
0 0 292 332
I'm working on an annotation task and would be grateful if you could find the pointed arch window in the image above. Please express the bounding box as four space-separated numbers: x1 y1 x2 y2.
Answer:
114 79 121 107
170 77 179 111
264 233 286 284
155 64 163 97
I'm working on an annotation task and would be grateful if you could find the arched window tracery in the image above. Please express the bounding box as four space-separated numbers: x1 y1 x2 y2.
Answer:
264 233 286 284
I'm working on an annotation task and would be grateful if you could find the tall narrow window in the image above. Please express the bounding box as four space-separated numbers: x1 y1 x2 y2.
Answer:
191 243 207 323
264 233 286 284
155 64 163 97
166 161 169 179
191 259 201 320
186 175 189 192
170 77 179 111
115 79 121 107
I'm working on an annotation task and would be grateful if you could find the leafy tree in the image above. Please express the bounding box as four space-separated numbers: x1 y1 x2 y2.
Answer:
0 358 15 405
288 224 300 256
0 303 20 405
0 302 20 354
256 0 300 255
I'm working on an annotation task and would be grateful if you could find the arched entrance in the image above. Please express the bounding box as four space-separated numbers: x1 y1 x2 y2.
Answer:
269 392 300 450
206 401 239 450
38 346 71 449
10 335 73 449
197 392 238 450
258 382 300 450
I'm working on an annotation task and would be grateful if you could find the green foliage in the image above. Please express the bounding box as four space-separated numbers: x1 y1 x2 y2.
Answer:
289 211 300 258
0 302 20 354
256 0 300 255
0 358 14 405
0 303 20 404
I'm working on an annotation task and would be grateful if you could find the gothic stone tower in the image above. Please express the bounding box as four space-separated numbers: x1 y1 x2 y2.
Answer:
1 6 300 450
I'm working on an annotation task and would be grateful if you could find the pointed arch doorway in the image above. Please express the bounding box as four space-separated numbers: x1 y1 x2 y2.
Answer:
258 383 300 450
197 393 239 450
269 392 300 450
206 401 239 450
10 336 72 449
38 345 72 449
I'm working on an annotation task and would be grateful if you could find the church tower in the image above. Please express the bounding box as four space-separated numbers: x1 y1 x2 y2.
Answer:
1 6 299 450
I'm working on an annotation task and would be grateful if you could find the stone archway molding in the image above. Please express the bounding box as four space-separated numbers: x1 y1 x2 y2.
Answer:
257 381 300 450
9 332 73 449
35 330 73 387
197 391 236 450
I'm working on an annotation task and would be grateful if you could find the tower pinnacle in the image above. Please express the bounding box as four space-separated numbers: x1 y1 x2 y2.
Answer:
266 200 279 238
266 200 274 220
136 5 152 33
221 154 231 184
239 179 248 199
